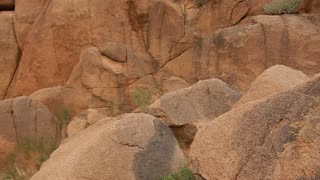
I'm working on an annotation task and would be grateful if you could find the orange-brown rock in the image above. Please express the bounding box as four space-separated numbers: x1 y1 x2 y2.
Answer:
63 46 158 114
248 0 271 15
188 0 249 35
67 108 110 137
0 12 19 100
301 0 320 14
251 15 320 75
7 0 151 97
163 15 320 91
6 0 252 98
190 75 320 179
6 1 320 111
32 113 186 180
13 0 48 49
236 65 310 105
162 23 266 90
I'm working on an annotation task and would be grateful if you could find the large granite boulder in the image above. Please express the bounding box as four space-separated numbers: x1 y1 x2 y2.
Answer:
236 65 310 105
190 75 320 179
147 78 242 126
32 113 186 180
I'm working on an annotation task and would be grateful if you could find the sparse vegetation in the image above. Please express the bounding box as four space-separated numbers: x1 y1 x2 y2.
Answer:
264 0 303 15
160 167 195 180
2 167 23 180
1 137 57 180
106 99 121 117
54 106 71 126
17 138 56 168
195 0 208 7
130 88 153 111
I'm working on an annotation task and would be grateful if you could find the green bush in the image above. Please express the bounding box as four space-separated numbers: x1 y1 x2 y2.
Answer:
160 167 195 180
130 88 153 110
264 0 303 15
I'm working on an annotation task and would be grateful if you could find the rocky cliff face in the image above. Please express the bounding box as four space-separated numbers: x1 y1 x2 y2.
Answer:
0 0 320 179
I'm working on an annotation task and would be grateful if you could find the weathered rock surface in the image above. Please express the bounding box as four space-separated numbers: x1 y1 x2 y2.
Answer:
147 78 242 126
0 12 19 100
164 15 320 91
161 76 190 93
6 0 156 97
67 108 110 137
14 0 48 49
5 0 320 100
0 96 60 173
30 86 64 111
236 65 310 105
251 15 320 75
63 47 158 114
190 75 320 179
32 113 186 180
162 22 266 91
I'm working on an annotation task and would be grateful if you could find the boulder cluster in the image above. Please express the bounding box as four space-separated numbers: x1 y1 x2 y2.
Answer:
0 0 319 179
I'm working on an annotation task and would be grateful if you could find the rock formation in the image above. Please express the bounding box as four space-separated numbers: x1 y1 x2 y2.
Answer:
190 74 320 180
236 65 310 105
147 78 242 126
32 113 186 180
0 0 320 179
0 12 19 100
0 96 59 174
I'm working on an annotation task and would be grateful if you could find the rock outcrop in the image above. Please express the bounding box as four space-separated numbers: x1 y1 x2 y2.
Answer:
63 47 159 114
13 0 48 49
190 74 320 179
4 1 320 112
67 108 109 137
147 78 242 126
164 14 320 91
0 12 19 100
236 65 310 105
0 96 60 173
1 0 320 179
32 113 186 180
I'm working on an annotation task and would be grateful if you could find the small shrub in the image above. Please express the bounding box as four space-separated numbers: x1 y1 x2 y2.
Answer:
264 0 303 15
17 137 56 169
195 0 208 7
54 106 71 126
160 167 195 180
2 137 57 180
4 152 16 167
2 167 23 180
106 100 121 117
130 88 153 110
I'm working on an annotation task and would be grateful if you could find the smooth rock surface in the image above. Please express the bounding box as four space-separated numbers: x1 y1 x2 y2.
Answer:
32 113 186 180
67 108 110 137
147 78 242 126
236 65 310 105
